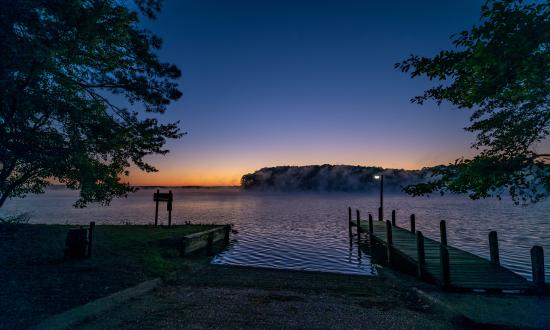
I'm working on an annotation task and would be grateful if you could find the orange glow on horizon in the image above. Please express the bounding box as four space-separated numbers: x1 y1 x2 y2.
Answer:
125 158 459 186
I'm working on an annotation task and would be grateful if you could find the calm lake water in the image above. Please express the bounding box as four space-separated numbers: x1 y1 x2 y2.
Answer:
2 187 549 280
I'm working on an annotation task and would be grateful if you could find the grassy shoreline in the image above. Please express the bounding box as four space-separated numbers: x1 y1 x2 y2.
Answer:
0 223 220 329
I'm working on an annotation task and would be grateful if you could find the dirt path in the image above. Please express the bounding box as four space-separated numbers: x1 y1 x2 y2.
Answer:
76 265 471 329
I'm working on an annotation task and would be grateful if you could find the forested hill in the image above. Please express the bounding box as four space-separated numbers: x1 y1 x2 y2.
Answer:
240 165 431 192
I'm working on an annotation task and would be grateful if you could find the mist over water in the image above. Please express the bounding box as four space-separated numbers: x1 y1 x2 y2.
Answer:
2 187 549 279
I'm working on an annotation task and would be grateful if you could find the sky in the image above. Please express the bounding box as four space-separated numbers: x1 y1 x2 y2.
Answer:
129 0 488 186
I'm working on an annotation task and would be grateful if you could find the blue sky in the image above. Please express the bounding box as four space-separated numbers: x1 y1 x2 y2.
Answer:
131 0 487 185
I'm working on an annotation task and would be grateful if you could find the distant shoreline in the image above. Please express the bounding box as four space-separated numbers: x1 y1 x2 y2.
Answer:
133 185 240 189
46 185 241 189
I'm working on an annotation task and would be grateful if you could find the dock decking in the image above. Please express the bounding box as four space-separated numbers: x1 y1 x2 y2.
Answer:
349 209 545 293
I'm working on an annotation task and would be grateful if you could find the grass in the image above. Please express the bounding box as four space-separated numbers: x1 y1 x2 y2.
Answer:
0 223 221 329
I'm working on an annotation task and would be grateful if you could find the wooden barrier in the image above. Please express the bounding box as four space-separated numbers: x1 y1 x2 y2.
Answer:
180 226 229 257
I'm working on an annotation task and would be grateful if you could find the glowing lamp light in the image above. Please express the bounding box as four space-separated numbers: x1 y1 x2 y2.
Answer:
374 175 381 180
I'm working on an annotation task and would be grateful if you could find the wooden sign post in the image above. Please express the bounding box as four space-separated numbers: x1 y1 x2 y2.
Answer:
154 190 174 227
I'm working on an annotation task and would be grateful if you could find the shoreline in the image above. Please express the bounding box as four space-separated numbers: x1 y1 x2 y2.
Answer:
2 224 549 329
0 224 221 329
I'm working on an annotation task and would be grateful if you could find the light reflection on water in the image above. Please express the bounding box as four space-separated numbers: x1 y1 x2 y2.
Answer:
2 188 549 279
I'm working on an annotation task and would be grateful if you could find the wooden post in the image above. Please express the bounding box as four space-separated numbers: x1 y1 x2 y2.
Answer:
206 232 214 255
87 221 95 258
531 245 545 294
416 231 425 278
167 190 173 227
348 207 352 238
488 231 500 265
154 189 159 226
378 207 382 221
440 245 451 289
391 210 396 227
368 214 373 234
224 225 231 245
356 209 361 235
440 220 447 246
410 214 416 233
180 238 189 257
386 220 393 265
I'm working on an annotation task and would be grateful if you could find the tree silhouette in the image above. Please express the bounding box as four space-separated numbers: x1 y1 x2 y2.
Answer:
0 0 182 209
396 0 549 203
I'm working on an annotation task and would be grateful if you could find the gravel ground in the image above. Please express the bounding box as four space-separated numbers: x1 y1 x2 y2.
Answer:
75 265 472 329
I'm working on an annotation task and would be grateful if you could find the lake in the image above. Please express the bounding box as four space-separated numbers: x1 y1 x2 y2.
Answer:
2 187 549 280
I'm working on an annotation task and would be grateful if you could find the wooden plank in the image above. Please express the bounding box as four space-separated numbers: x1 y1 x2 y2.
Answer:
153 192 172 202
181 226 227 256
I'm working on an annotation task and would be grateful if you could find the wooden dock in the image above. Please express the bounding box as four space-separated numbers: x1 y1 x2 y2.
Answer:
348 208 546 294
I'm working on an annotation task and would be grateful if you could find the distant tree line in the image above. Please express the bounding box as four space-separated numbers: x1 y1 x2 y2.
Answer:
240 165 431 192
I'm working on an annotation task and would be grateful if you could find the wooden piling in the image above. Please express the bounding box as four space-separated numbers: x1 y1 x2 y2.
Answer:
356 209 361 235
224 225 231 245
440 220 447 246
154 189 159 226
489 231 500 265
391 210 396 226
410 214 415 233
386 220 393 265
348 207 352 238
368 214 373 235
416 231 425 278
167 190 173 227
440 245 451 289
531 245 545 294
87 221 95 258
378 207 382 221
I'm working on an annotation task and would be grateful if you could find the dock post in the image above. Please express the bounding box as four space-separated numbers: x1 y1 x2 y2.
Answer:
378 207 383 221
440 220 447 246
356 209 361 236
531 246 545 294
488 231 500 265
410 214 415 233
154 189 159 226
87 221 95 258
386 220 393 265
368 214 374 235
440 245 451 289
167 190 173 227
391 210 396 227
224 225 231 245
348 207 352 238
416 231 425 278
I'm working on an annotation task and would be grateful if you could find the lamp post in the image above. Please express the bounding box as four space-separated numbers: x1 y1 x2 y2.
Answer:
374 174 384 221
